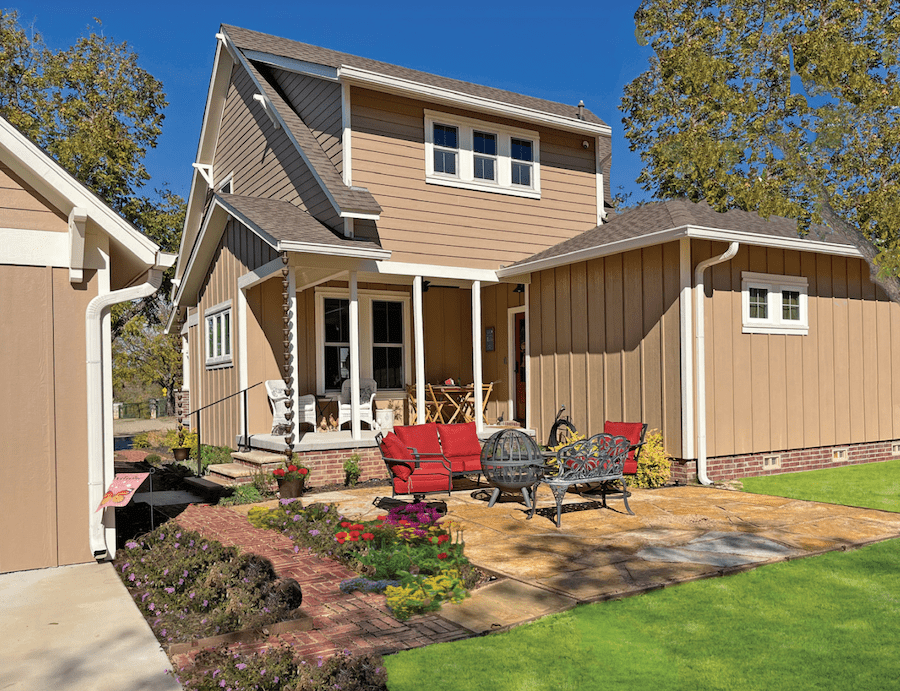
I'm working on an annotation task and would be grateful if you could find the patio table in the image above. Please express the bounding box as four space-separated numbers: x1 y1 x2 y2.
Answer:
431 384 493 424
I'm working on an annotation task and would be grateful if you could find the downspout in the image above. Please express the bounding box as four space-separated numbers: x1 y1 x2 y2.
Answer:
694 242 739 486
86 265 165 559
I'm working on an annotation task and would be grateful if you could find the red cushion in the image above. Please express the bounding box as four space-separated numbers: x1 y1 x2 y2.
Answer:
448 455 482 473
437 422 482 458
393 471 449 495
395 423 442 457
603 422 645 475
380 433 414 479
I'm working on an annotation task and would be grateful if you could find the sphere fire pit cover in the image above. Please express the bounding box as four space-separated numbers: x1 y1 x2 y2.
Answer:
480 429 544 493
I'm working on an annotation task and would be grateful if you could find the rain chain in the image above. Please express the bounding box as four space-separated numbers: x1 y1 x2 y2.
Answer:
281 253 295 462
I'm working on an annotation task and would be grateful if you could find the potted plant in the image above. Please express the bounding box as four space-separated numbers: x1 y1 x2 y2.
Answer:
172 426 190 462
273 460 309 498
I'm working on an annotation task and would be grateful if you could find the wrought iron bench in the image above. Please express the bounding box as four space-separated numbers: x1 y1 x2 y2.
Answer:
527 432 634 527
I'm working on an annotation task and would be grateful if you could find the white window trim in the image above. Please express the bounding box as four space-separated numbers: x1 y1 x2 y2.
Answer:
741 272 809 335
315 287 412 394
204 300 234 368
424 109 541 199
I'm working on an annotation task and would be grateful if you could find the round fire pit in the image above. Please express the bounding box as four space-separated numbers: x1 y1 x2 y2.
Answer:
480 429 545 508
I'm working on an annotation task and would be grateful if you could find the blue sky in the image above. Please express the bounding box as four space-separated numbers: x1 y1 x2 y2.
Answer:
8 0 654 206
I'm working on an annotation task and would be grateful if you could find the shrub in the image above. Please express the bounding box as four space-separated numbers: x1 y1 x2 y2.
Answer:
132 432 151 449
114 526 303 645
632 430 671 488
294 651 388 691
144 453 162 465
219 484 266 506
384 568 469 621
344 452 362 485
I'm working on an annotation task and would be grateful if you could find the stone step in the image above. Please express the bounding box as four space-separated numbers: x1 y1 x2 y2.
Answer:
230 450 286 470
207 462 257 479
183 476 230 498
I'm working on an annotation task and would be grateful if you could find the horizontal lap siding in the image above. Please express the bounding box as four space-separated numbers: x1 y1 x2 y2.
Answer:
350 87 600 269
530 243 682 456
214 64 340 231
697 242 900 458
197 220 278 447
0 165 67 232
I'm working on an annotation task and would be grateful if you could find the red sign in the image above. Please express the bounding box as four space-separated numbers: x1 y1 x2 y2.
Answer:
96 473 149 512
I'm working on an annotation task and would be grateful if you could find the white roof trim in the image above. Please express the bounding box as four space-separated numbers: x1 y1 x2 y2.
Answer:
338 65 613 137
242 49 339 81
0 117 159 265
367 259 500 283
497 224 861 277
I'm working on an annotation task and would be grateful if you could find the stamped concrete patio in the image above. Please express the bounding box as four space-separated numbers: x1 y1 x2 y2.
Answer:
304 482 900 633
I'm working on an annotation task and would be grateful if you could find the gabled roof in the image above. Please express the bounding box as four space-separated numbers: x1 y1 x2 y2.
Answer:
223 25 610 134
498 199 862 277
0 116 173 287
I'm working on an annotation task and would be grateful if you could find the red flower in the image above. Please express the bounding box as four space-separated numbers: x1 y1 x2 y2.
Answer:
376 515 387 521
348 535 359 542
287 464 298 472
340 522 351 528
437 534 449 544
299 468 309 475
361 533 374 541
437 553 448 560
349 531 360 539
351 524 365 531
336 532 348 539
273 469 285 477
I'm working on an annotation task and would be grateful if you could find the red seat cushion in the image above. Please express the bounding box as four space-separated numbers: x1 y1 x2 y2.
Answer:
395 423 443 458
437 422 481 458
379 432 413 480
393 471 449 495
603 421 645 475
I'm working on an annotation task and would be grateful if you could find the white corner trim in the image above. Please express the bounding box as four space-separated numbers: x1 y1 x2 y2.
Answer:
68 208 88 283
339 65 612 137
342 82 352 187
679 237 695 460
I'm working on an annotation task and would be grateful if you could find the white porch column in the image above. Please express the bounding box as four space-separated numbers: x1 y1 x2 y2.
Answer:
349 271 361 439
471 280 484 434
413 276 426 425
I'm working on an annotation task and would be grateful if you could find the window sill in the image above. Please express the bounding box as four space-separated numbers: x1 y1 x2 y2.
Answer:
425 174 540 200
205 360 234 370
742 325 808 336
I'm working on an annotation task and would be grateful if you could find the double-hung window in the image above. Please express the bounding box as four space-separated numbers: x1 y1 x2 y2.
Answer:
205 302 232 368
316 289 411 394
425 110 540 198
741 272 808 335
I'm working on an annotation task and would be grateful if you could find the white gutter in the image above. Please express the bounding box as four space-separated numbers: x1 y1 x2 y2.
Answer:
86 264 166 559
694 242 739 486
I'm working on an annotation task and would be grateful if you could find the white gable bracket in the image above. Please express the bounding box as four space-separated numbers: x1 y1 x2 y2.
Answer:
68 207 88 283
192 163 214 187
252 94 281 129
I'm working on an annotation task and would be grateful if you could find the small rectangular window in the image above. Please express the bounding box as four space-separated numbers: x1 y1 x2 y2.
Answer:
473 130 497 181
373 301 403 390
511 137 533 187
324 298 351 390
742 272 808 335
749 287 768 319
782 290 800 321
433 124 458 176
205 304 233 368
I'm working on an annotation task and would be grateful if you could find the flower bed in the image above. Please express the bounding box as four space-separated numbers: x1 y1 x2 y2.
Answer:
114 526 304 646
248 500 479 620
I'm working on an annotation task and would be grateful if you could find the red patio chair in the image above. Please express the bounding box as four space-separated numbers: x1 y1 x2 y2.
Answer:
437 422 483 481
603 421 648 475
394 423 444 463
376 431 451 501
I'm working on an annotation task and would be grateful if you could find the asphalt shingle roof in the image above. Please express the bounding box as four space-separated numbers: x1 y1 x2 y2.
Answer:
222 24 608 129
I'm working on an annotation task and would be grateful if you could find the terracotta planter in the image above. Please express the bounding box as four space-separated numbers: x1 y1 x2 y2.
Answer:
172 447 190 462
277 477 305 498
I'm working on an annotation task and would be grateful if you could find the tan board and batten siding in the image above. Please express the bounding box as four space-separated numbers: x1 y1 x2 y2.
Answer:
350 86 600 269
0 266 96 572
195 219 278 447
697 241 900 459
214 63 341 231
529 242 683 457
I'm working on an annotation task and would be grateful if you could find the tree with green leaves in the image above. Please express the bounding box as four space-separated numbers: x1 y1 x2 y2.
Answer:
0 10 185 334
621 0 900 300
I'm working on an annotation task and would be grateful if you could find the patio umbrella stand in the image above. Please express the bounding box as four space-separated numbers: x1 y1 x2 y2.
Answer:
480 429 545 509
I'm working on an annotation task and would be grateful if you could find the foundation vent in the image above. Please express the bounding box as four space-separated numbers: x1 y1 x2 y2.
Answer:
762 455 782 470
892 442 900 456
832 448 848 462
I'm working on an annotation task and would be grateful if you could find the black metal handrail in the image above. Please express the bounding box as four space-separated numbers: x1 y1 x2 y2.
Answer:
186 381 264 476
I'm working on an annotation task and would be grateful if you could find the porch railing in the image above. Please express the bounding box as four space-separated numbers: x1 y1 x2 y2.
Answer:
186 381 264 476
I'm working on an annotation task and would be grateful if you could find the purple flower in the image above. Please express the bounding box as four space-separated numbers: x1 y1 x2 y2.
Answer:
128 573 135 582
163 568 169 576
309 529 320 536
148 603 155 611
165 587 175 594
293 515 301 522
202 600 208 607
260 669 266 676
125 540 139 549
236 663 247 671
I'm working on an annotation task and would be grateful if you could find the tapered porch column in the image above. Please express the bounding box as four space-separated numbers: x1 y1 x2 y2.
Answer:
349 271 361 439
471 280 484 434
413 276 426 424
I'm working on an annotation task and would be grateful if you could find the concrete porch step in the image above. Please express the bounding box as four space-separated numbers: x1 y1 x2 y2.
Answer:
230 450 287 470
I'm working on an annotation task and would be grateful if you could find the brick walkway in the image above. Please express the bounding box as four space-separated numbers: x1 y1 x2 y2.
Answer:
172 504 470 665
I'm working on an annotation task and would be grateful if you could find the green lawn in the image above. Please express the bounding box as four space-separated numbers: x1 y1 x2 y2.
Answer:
385 460 900 690
386 540 900 691
739 458 900 511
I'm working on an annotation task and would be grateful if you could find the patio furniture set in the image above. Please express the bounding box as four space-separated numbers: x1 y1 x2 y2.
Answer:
376 419 648 526
407 382 494 425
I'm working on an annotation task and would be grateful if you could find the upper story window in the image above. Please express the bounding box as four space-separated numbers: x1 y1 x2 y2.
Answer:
205 301 233 368
741 272 808 335
425 110 541 199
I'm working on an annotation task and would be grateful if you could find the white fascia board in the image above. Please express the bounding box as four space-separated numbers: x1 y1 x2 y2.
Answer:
339 210 380 221
171 202 230 308
242 49 339 81
498 224 862 277
0 119 158 264
338 65 612 137
237 257 283 291
279 240 391 260
174 169 207 284
368 259 500 283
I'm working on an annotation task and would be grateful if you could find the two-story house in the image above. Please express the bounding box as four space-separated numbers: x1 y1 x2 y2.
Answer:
169 25 900 486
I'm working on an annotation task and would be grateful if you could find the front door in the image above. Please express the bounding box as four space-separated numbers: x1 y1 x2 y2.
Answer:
514 312 526 423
